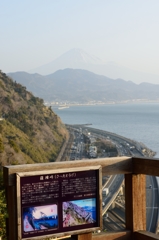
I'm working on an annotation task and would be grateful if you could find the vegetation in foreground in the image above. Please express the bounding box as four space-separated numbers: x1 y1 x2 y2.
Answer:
0 70 68 238
0 70 68 165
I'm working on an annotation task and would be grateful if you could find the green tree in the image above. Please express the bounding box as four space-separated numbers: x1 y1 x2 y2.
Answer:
0 138 4 153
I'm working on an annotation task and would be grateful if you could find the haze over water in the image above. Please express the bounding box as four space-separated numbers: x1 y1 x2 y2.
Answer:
53 103 159 157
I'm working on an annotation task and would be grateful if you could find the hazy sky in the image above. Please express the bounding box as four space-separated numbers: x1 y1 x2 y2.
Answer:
1 0 159 78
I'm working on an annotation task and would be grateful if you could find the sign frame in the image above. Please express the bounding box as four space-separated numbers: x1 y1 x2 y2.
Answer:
16 165 102 240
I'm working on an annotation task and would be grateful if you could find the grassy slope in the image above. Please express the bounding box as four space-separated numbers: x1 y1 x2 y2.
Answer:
0 70 68 238
0 70 68 166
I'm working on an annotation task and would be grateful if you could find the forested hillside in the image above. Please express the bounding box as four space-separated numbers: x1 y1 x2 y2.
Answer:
0 70 68 238
0 70 68 165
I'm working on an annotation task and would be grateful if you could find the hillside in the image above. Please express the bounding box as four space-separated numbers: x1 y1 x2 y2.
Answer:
8 69 159 103
0 70 68 166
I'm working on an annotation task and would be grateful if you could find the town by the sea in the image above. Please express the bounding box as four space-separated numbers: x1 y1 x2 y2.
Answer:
53 102 159 158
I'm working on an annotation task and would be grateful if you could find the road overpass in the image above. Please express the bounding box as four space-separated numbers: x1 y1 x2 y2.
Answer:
67 125 159 233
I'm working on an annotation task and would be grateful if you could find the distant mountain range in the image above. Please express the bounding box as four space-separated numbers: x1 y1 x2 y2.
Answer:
28 48 159 85
8 69 159 104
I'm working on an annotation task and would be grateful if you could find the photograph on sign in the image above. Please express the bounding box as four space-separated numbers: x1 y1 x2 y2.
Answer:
63 198 96 227
23 204 58 232
16 166 101 239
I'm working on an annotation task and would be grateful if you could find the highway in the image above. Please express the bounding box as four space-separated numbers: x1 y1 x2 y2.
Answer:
102 174 159 232
67 125 159 233
102 175 124 215
146 175 159 233
87 127 159 233
103 210 125 231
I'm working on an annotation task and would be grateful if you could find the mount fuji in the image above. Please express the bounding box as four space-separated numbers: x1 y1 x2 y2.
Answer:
29 48 159 85
29 48 106 74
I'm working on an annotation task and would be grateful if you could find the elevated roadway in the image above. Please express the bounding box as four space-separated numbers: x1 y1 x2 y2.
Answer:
80 126 159 233
102 175 124 215
67 125 159 233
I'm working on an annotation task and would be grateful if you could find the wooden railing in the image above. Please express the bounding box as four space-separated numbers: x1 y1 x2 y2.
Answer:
3 156 159 240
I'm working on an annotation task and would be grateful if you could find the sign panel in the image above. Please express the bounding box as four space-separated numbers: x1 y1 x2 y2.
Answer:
16 166 101 240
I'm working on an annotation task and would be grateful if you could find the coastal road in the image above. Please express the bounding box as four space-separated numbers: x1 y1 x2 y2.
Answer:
68 125 159 233
79 126 158 231
146 175 159 233
103 210 125 231
102 175 124 215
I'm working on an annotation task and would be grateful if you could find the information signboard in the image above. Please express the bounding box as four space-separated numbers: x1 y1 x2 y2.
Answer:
16 166 102 240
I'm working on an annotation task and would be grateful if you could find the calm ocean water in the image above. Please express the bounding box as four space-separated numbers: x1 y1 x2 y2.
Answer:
53 103 159 157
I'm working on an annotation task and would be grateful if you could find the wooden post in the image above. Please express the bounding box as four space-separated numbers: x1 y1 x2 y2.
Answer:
77 232 92 240
125 173 146 232
5 185 17 240
92 231 131 240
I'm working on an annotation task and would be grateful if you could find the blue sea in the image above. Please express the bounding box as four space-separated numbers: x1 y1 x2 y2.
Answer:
53 103 159 157
83 206 96 221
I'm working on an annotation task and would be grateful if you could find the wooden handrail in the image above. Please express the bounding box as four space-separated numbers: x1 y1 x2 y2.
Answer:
92 231 131 240
3 156 132 186
133 157 159 176
3 156 159 240
133 231 159 240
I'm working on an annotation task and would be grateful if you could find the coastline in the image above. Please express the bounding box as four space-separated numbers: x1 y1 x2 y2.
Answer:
68 124 156 158
53 103 159 158
49 100 159 108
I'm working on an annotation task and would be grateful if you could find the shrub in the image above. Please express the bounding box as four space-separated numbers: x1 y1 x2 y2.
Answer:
0 138 4 153
8 139 19 153
0 171 7 239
